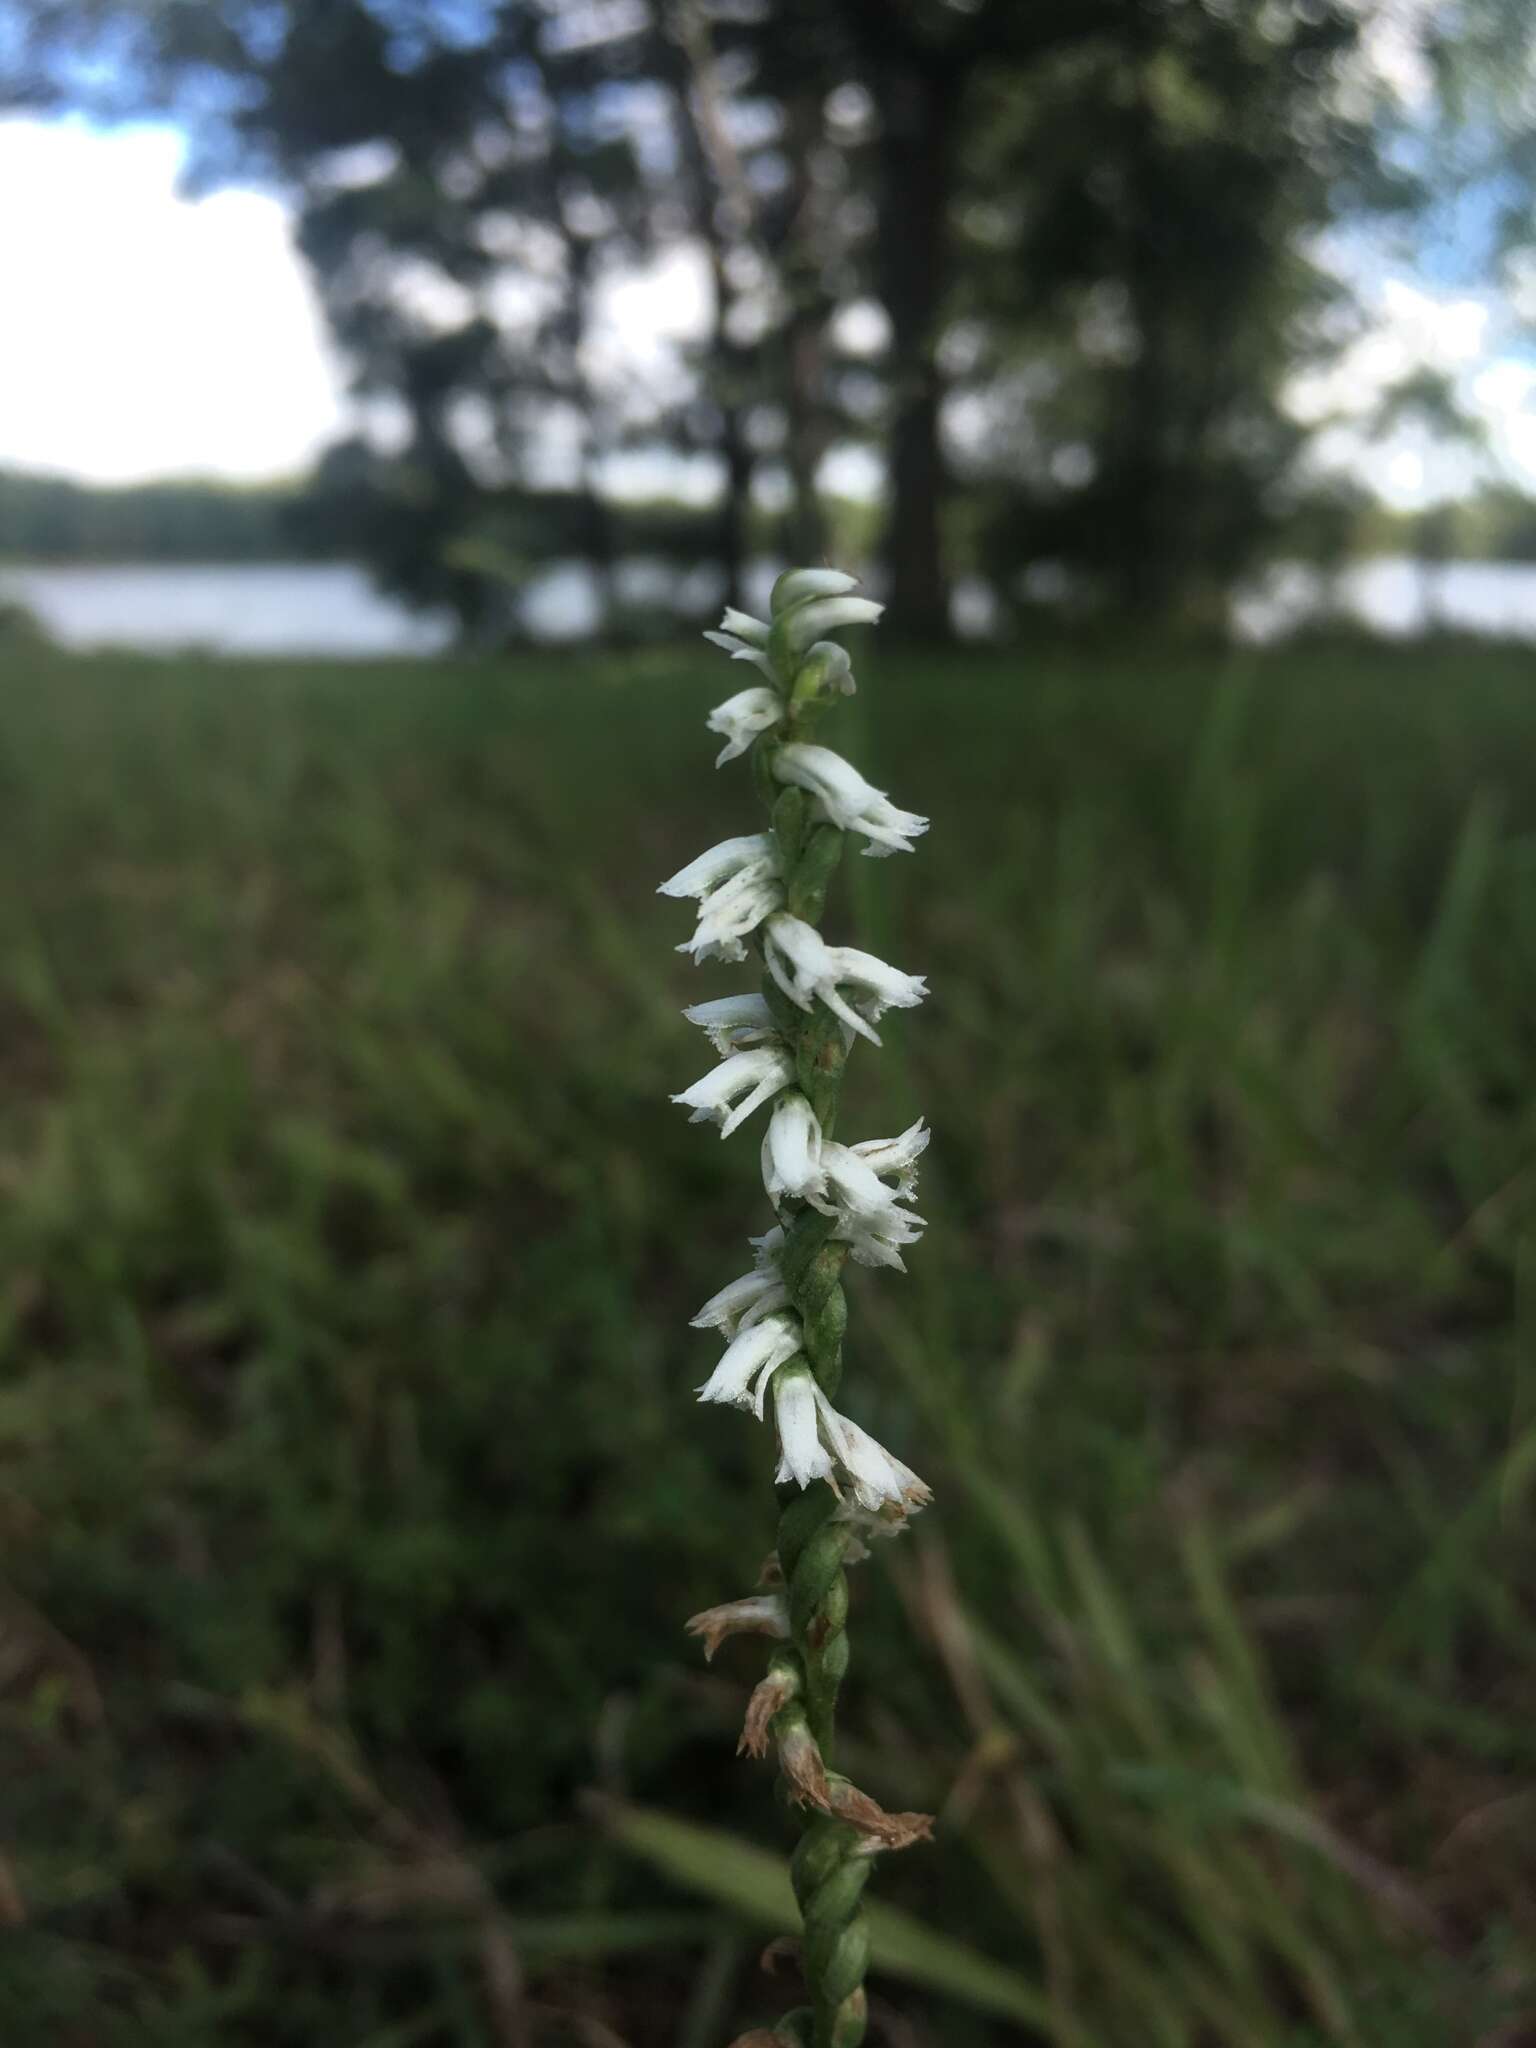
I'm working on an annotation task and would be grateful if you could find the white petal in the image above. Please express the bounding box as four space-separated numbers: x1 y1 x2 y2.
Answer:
773 1369 836 1486
829 947 928 1019
813 1388 930 1514
690 1268 784 1335
671 1046 793 1134
706 685 784 766
771 569 861 613
658 834 776 900
761 1092 826 1204
772 743 926 857
678 863 784 961
778 594 884 655
682 993 779 1054
697 1312 800 1407
849 1119 931 1180
720 606 771 645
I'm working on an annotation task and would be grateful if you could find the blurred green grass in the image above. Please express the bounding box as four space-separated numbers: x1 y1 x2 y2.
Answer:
0 639 1532 2044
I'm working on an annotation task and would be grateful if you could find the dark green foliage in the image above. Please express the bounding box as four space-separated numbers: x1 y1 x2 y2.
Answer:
0 642 1533 2041
0 468 315 563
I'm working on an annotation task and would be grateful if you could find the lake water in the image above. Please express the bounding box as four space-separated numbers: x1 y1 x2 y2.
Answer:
4 556 1536 657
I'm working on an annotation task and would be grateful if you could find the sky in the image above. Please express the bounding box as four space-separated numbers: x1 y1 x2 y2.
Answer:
1 111 1533 511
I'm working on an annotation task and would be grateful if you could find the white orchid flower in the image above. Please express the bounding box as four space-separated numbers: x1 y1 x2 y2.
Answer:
763 913 926 1046
672 1045 794 1137
707 684 785 766
772 742 927 857
696 1311 802 1412
808 1139 928 1271
661 835 783 963
682 993 780 1056
658 833 776 901
690 1263 791 1339
776 595 885 659
771 568 860 611
704 605 777 682
761 1091 826 1205
771 1366 931 1519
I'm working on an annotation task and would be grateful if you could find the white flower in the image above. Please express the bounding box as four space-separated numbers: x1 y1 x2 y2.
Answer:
761 1091 825 1204
772 743 927 857
763 913 926 1047
771 568 860 612
719 605 771 645
660 835 783 965
658 833 776 901
682 994 780 1056
825 947 928 1031
704 607 777 682
690 1263 790 1338
672 1045 793 1138
848 1118 930 1199
808 1139 928 1271
771 1366 931 1519
697 1310 802 1412
706 685 784 766
775 595 884 659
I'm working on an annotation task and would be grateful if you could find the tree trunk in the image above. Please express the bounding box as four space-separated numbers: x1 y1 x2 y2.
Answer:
877 62 957 641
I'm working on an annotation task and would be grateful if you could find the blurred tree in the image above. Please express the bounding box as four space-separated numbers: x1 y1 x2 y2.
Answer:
958 0 1381 629
0 0 1469 638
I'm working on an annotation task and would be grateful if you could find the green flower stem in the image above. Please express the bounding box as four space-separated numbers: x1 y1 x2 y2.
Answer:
752 693 868 2048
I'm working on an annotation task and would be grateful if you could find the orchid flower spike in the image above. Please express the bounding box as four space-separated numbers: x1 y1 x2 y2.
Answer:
672 1045 794 1138
663 564 939 2010
773 743 928 857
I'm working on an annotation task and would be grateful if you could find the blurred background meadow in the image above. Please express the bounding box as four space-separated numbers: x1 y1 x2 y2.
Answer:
3 4 1536 2044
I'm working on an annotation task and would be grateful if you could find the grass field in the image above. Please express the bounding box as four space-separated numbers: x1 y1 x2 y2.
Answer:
1 637 1533 2045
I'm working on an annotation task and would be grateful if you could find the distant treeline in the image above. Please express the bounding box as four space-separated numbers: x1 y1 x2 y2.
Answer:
4 459 1533 571
0 461 882 570
0 468 320 563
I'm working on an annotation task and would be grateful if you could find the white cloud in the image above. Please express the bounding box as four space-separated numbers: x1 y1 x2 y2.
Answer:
0 116 342 482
